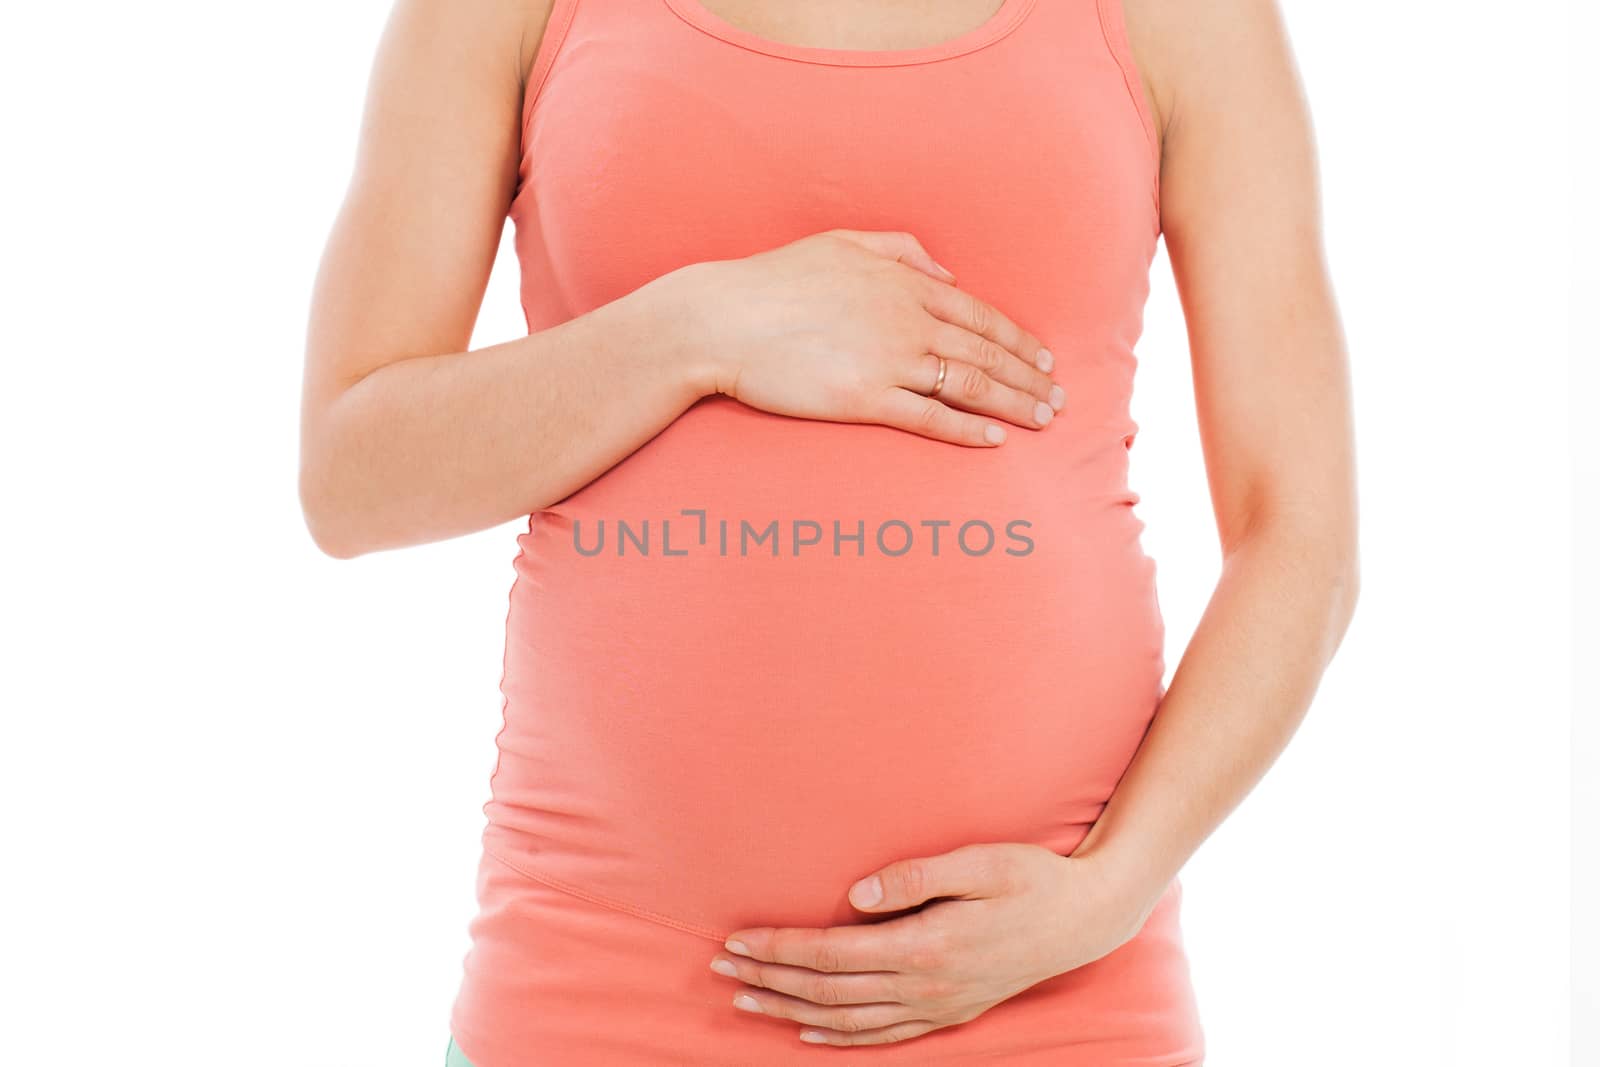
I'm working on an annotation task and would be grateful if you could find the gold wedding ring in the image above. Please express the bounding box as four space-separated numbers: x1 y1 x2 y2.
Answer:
928 355 948 398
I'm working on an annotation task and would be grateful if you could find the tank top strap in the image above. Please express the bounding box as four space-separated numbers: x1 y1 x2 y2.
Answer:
519 0 584 146
1091 0 1163 184
962 0 1158 220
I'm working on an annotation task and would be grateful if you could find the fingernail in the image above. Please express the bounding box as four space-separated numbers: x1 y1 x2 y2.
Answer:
984 424 1006 445
1048 384 1065 411
734 994 763 1013
710 959 738 977
1034 401 1053 426
850 875 883 907
725 939 750 956
1036 347 1054 372
930 258 955 279
800 1031 829 1043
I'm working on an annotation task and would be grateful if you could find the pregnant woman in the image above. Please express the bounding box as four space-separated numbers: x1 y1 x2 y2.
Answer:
299 0 1359 1062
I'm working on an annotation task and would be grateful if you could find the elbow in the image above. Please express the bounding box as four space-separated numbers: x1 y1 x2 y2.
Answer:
305 518 365 562
1286 533 1361 657
1234 500 1362 632
1302 523 1361 633
1308 523 1361 640
299 388 385 560
300 469 355 560
299 447 371 561
1332 545 1361 634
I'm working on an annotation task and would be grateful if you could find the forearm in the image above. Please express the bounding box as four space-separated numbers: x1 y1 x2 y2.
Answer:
300 265 716 558
1071 516 1360 921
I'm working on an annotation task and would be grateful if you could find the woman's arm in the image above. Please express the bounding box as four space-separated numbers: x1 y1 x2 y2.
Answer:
298 0 1059 558
1071 0 1361 915
298 0 719 559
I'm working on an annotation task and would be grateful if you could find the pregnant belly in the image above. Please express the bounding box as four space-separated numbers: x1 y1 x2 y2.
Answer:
481 394 1165 938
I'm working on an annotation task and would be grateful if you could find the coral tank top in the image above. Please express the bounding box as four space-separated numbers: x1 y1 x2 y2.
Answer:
450 0 1204 1062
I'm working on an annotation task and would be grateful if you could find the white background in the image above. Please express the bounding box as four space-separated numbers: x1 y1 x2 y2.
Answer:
1 1 1590 1064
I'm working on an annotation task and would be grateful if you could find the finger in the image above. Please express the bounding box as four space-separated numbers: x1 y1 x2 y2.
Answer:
710 951 898 1007
871 384 1008 447
920 282 1050 372
918 346 1057 431
927 319 1065 417
729 985 921 1034
798 1018 943 1047
724 921 920 974
852 845 1017 913
825 227 957 283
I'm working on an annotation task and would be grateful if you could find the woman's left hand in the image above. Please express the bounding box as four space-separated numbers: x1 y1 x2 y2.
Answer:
711 841 1154 1047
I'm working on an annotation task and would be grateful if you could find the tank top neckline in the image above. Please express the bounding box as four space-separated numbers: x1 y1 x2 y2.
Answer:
660 0 1040 68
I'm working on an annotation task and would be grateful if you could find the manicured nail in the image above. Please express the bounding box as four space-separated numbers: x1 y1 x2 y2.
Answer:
1048 384 1065 411
1034 401 1053 426
1036 347 1054 372
984 424 1007 445
710 959 738 977
734 994 763 1013
725 939 750 956
800 1031 829 1043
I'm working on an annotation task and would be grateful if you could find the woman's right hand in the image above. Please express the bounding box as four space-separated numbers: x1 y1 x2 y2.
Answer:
676 228 1064 447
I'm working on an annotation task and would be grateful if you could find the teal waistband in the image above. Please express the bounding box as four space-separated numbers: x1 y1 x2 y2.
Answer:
445 1036 476 1067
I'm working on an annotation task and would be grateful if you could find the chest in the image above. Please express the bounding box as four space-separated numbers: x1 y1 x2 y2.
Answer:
510 0 1158 319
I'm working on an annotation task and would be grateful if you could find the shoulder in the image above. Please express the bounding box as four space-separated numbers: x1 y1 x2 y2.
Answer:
378 0 544 98
1119 0 1299 156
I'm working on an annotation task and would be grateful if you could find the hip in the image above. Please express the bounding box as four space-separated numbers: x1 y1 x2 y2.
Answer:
449 849 1205 1067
